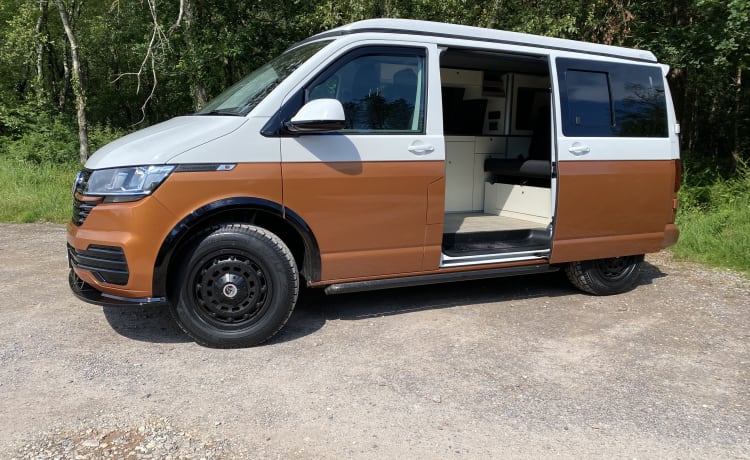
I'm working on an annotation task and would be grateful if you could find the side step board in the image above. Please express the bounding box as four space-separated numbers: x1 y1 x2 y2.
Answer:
324 264 559 295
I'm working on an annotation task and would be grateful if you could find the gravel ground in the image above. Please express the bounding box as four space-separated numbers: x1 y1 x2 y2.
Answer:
0 223 748 459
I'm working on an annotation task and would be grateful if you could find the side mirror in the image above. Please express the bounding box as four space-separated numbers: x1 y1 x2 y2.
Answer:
285 98 345 134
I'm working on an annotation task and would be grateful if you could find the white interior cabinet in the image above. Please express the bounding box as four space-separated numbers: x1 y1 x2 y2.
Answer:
445 136 508 213
484 182 551 224
445 138 476 212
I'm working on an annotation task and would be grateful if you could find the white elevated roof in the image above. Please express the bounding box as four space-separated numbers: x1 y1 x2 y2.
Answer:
315 18 657 63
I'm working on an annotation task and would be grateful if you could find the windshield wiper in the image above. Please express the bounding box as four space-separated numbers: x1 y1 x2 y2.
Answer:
196 109 244 116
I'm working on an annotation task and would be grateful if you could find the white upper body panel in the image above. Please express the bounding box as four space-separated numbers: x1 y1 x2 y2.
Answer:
85 116 248 169
168 117 281 164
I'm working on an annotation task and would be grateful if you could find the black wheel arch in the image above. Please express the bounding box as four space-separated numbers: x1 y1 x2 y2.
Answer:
152 197 320 298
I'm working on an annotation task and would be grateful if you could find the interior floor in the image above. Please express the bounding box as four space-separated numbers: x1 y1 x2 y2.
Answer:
443 212 546 234
442 212 550 257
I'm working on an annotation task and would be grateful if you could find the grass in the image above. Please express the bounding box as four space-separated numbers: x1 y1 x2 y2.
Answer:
672 168 750 275
0 156 747 275
674 203 750 273
0 157 79 223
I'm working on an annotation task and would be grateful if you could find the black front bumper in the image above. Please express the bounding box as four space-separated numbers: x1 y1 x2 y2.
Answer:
69 269 167 307
67 244 130 285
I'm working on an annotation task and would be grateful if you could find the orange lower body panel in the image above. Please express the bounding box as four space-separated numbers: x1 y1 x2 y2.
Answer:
282 161 444 281
551 159 679 263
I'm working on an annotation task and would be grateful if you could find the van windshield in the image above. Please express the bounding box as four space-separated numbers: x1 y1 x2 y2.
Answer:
197 40 332 116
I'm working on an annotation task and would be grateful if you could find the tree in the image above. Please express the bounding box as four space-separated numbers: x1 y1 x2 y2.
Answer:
54 0 88 162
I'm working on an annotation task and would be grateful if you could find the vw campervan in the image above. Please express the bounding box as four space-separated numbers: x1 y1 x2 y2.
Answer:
68 19 680 347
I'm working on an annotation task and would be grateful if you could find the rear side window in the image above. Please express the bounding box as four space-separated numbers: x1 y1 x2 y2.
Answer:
556 58 668 137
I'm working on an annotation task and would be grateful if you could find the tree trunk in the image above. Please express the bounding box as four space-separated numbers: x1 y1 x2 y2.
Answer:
732 64 743 171
35 0 49 106
54 0 89 163
670 0 690 150
175 0 208 110
58 33 70 112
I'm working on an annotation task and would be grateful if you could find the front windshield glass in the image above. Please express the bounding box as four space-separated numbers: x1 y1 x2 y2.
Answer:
197 40 332 116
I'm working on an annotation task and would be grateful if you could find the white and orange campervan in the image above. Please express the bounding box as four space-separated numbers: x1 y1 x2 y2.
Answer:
67 19 681 347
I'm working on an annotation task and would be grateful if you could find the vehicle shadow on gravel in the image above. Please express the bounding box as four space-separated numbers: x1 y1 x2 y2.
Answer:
102 262 666 345
272 261 667 344
102 305 190 344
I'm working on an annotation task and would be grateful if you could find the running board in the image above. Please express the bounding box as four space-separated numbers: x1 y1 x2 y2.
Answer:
323 264 558 295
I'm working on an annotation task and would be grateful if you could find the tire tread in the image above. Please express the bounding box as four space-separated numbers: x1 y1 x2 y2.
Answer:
169 223 299 348
564 255 644 296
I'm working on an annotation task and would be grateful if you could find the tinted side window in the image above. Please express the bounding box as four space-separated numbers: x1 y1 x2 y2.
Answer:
307 47 426 133
564 71 612 136
557 58 668 138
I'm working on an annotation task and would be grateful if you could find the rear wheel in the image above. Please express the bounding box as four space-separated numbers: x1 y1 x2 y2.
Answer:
170 224 299 348
564 255 644 295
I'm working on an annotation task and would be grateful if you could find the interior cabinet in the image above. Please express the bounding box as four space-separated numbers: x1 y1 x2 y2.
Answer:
445 136 506 213
445 138 476 212
484 182 551 224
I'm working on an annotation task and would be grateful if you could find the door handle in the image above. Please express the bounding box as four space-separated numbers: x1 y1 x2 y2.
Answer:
407 143 435 155
568 143 591 155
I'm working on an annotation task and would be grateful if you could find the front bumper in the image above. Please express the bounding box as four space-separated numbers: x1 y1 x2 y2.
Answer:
69 269 167 307
67 244 130 285
66 188 178 299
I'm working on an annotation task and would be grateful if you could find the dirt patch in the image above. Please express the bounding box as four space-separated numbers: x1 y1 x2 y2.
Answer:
1 223 748 458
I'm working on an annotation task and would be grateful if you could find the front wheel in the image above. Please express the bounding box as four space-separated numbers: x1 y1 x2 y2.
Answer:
170 224 299 348
564 255 644 295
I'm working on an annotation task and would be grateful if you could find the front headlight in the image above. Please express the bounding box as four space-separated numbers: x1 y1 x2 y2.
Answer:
82 165 175 202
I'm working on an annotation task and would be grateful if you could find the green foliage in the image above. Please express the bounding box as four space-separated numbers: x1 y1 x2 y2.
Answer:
631 0 749 167
0 156 77 223
1 112 126 165
0 104 39 137
0 0 746 166
2 114 78 165
674 165 750 273
674 151 749 273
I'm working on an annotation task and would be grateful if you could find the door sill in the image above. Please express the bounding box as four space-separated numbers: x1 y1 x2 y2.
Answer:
440 249 549 268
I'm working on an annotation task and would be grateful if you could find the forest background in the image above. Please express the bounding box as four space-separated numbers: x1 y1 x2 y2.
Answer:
0 0 747 272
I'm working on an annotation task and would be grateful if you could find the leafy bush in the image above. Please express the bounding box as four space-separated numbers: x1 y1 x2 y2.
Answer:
674 157 750 274
0 104 39 138
3 115 78 165
1 114 127 165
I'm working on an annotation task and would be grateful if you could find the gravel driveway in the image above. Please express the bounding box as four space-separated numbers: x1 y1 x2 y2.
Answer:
1 223 748 459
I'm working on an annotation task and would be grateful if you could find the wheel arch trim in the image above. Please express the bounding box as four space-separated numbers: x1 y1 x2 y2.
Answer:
152 197 321 297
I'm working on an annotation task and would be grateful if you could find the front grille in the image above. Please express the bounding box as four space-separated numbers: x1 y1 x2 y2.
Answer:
71 170 100 226
72 199 99 226
68 244 129 285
